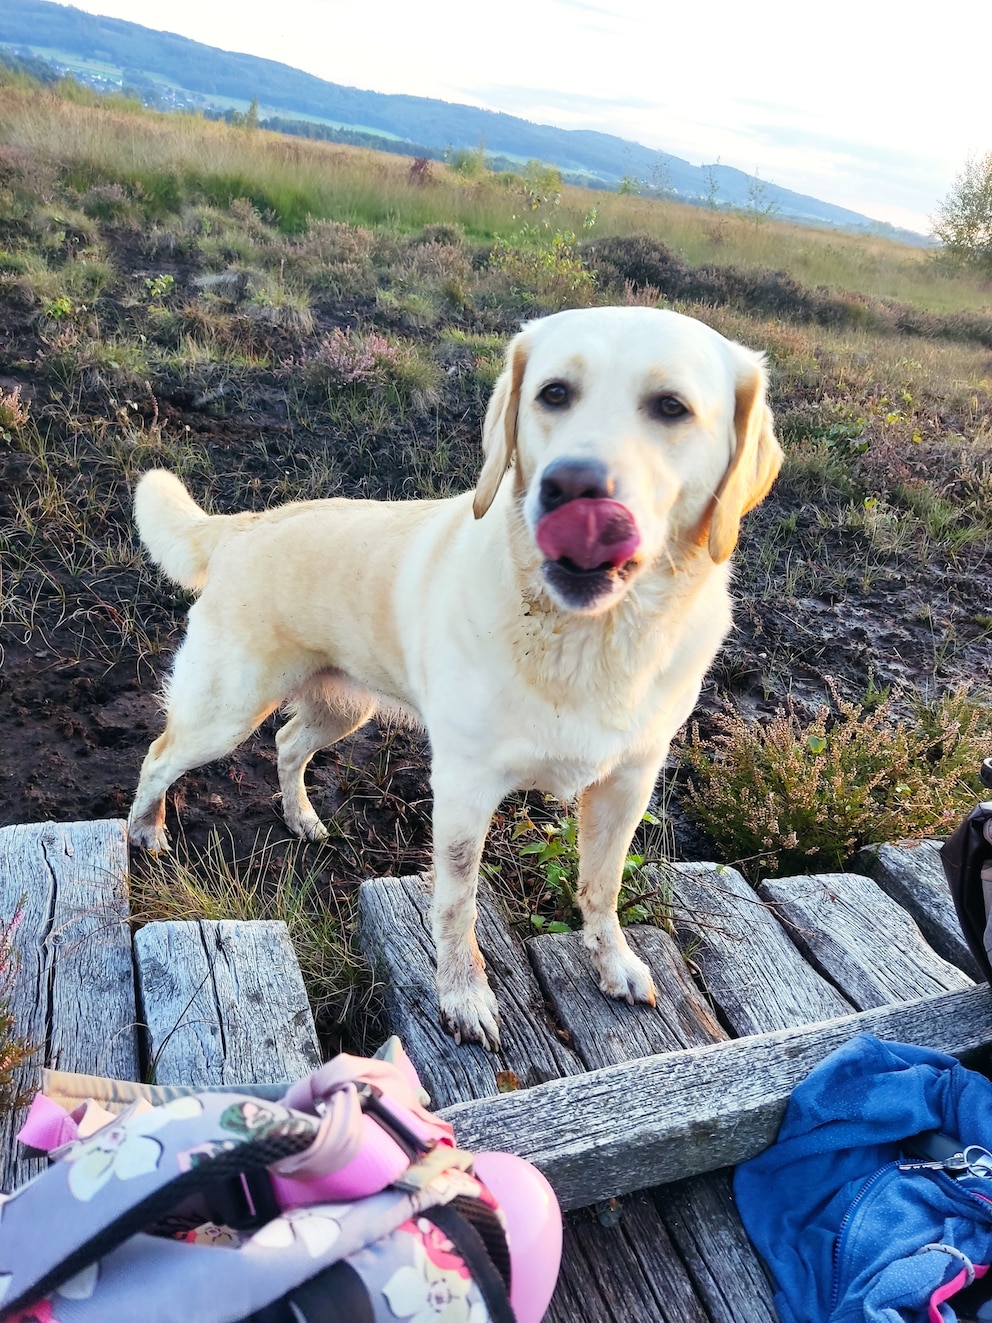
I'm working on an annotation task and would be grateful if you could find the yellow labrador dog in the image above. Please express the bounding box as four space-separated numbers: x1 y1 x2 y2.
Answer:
129 306 781 1050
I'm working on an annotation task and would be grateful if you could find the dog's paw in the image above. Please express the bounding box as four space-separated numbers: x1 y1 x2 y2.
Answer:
438 982 501 1052
128 819 171 853
587 940 657 1007
285 809 329 843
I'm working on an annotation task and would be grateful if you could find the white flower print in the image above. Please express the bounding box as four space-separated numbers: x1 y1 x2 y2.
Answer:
63 1095 203 1202
250 1206 344 1258
56 1264 98 1300
383 1237 487 1323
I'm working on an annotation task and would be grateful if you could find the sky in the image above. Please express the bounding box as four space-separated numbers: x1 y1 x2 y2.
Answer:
66 0 992 235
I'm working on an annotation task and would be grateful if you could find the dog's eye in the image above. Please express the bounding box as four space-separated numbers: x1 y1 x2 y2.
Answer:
647 394 689 421
538 382 570 408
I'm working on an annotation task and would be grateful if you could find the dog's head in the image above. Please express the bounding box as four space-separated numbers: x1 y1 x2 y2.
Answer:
473 306 782 614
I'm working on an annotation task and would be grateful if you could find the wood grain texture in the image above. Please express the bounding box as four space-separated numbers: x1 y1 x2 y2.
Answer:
0 820 136 1192
756 871 973 1009
528 924 725 1069
546 1197 710 1323
440 984 992 1210
134 920 321 1087
668 862 853 1035
358 875 583 1108
857 839 982 980
653 1171 778 1323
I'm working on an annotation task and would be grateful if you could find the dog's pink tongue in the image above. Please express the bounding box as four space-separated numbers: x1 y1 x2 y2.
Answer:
536 499 640 570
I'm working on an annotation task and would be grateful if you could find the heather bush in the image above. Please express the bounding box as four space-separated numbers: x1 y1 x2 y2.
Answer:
0 383 29 434
306 327 411 388
0 917 36 1117
678 686 992 879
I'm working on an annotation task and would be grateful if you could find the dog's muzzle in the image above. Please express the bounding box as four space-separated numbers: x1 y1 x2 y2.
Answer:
535 497 641 610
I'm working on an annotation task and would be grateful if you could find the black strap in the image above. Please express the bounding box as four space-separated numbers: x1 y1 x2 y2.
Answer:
423 1200 517 1323
941 801 992 982
243 1261 376 1323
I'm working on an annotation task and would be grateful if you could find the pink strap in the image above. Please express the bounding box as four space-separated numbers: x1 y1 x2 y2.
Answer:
929 1260 988 1323
17 1094 118 1152
17 1094 80 1151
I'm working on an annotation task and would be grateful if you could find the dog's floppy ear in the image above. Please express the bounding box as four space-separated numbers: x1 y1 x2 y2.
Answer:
473 334 528 519
707 349 783 563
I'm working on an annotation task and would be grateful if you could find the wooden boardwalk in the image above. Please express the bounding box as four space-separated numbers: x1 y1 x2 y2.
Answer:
0 819 987 1322
0 819 321 1192
360 842 991 1323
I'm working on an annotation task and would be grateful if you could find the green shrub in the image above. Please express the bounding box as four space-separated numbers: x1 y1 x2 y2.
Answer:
678 686 992 878
492 803 670 932
489 228 596 309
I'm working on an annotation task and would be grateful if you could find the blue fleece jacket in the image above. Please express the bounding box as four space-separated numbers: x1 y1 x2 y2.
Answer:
734 1034 992 1323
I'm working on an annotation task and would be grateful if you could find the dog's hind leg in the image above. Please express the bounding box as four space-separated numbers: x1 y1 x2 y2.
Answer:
576 759 660 1007
276 684 377 841
128 635 283 852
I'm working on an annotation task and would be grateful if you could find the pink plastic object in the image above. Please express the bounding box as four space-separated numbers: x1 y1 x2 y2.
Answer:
474 1152 563 1323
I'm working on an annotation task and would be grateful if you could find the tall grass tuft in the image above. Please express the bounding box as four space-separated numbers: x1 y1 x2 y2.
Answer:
130 833 382 1053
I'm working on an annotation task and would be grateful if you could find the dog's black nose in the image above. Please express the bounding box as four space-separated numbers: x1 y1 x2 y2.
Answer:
539 459 613 512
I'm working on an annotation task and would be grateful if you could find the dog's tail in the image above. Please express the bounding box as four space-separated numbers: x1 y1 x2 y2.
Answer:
134 470 252 592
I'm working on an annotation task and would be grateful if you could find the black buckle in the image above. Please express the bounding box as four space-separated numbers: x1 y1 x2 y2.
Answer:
206 1168 281 1230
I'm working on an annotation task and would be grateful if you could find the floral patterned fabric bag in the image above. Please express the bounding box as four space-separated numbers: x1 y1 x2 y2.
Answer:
0 1044 543 1323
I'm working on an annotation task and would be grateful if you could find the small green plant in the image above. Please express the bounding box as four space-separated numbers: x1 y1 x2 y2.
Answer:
144 273 175 303
678 685 992 879
43 294 76 319
489 228 596 309
509 806 668 932
446 144 489 179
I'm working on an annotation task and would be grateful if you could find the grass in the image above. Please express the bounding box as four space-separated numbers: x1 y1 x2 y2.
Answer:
130 832 383 1053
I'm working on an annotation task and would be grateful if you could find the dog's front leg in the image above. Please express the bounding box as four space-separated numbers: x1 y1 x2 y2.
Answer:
577 760 661 1006
430 763 504 1051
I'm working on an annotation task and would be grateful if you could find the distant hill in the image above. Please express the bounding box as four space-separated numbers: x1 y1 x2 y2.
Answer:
0 0 926 243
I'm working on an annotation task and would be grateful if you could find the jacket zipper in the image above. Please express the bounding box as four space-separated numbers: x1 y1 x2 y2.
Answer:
830 1161 899 1312
831 1164 992 1313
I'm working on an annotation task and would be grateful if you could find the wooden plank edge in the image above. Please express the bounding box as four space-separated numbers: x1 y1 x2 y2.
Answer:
439 983 992 1211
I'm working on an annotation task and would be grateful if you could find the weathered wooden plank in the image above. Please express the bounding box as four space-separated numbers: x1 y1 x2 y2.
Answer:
546 1197 711 1323
133 920 321 1087
857 839 982 980
756 871 973 1009
0 820 136 1192
652 1170 778 1323
358 876 583 1108
527 919 746 1320
668 862 853 1035
527 924 725 1069
440 983 992 1210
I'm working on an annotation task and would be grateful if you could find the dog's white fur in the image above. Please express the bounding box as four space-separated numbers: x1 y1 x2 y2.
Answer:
128 306 781 1049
